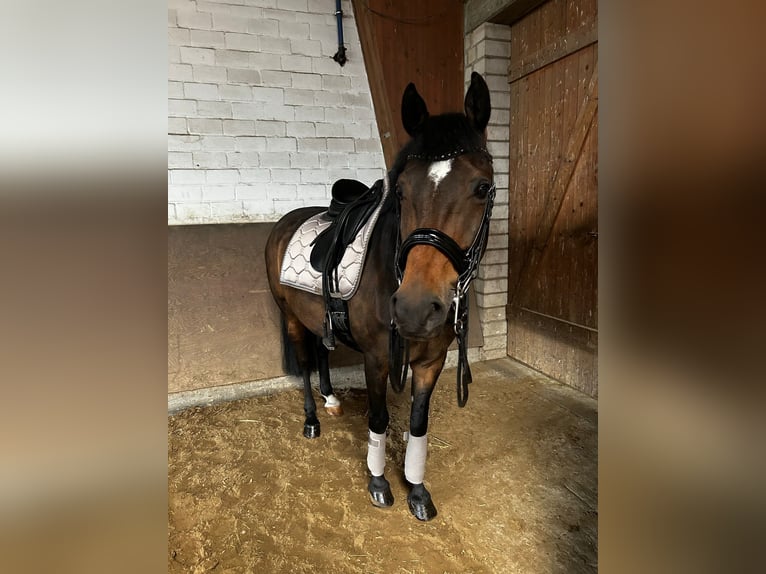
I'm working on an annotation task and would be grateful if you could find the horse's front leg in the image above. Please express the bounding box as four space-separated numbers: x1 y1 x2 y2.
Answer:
364 352 394 508
404 351 447 521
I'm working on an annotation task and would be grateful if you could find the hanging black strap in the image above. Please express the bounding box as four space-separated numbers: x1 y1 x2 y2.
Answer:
388 323 409 393
454 295 472 408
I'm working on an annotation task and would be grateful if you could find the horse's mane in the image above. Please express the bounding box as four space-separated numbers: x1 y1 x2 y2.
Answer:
378 112 489 227
389 113 487 184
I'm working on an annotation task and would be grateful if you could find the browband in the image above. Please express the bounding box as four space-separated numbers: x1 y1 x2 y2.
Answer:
406 146 493 163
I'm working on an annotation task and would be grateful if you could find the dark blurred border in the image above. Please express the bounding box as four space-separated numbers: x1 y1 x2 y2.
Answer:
601 0 766 572
0 2 168 573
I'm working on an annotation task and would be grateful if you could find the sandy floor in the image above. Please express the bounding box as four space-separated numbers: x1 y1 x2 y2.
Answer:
168 358 597 573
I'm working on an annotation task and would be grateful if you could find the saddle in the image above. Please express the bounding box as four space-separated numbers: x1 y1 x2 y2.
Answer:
316 177 385 352
279 175 389 351
309 178 382 272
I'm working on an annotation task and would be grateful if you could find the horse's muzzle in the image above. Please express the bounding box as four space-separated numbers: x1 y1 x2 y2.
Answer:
390 291 448 339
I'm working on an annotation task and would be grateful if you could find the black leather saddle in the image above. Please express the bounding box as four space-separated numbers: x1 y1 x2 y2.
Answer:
310 178 382 273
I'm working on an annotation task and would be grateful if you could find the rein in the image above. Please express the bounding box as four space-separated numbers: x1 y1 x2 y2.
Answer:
389 148 495 407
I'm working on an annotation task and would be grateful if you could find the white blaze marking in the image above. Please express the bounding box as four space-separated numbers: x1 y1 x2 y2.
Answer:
427 159 453 189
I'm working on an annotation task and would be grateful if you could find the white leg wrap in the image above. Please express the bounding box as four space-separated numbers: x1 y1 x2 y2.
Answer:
366 430 386 477
404 433 428 484
322 393 340 408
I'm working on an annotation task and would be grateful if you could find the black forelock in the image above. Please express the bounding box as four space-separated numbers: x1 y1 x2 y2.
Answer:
389 113 489 184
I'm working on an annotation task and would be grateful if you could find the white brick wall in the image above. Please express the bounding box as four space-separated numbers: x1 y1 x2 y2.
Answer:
168 0 385 224
465 22 511 361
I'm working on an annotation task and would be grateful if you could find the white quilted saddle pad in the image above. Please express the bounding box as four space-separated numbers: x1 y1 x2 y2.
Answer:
279 181 388 300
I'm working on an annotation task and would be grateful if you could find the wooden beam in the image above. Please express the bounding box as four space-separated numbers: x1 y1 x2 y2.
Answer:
351 1 465 167
351 0 398 167
464 0 546 33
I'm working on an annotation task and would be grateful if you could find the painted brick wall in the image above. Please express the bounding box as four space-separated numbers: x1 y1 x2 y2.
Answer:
168 0 385 224
465 23 511 361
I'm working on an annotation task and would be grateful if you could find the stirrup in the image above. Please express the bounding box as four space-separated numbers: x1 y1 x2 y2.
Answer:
322 311 336 350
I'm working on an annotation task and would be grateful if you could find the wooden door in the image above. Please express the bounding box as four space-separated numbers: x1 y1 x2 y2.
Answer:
506 0 598 396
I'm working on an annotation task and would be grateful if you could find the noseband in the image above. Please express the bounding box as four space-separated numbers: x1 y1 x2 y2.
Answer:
390 148 495 407
395 184 496 301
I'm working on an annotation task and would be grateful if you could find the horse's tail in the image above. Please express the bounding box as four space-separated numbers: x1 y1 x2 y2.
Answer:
280 314 317 376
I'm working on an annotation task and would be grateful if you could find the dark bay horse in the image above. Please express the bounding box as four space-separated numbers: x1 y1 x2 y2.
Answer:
265 72 494 521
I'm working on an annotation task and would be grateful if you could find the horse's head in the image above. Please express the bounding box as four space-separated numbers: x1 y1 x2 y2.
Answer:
391 72 494 340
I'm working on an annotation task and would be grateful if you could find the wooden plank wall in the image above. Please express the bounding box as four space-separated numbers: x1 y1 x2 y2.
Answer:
351 0 465 166
507 0 598 396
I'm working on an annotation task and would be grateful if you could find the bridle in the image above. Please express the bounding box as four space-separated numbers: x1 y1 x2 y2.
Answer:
389 147 495 407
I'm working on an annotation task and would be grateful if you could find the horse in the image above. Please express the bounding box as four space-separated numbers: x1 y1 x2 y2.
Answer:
265 72 494 521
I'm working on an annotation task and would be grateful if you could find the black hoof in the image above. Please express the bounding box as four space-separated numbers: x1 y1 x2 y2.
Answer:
407 483 437 521
303 421 320 439
368 475 394 508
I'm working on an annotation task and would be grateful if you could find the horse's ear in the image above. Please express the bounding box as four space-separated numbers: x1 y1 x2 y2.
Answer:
464 72 491 134
401 82 429 137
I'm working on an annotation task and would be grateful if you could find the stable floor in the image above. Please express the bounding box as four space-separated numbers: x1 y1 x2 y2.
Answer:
168 357 597 573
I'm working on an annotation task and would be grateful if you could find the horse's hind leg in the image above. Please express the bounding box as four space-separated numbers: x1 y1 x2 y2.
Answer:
316 340 343 416
284 315 321 439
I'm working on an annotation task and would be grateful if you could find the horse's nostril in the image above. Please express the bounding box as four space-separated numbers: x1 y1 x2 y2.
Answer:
392 293 445 333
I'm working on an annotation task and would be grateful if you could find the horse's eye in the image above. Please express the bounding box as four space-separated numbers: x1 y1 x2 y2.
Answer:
475 181 491 200
395 184 403 199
